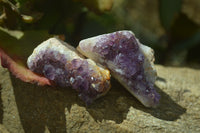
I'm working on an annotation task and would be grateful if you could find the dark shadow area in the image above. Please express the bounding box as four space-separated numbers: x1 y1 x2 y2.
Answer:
11 75 83 133
0 86 3 123
157 76 167 82
87 78 186 122
11 74 186 132
85 78 134 123
133 85 187 121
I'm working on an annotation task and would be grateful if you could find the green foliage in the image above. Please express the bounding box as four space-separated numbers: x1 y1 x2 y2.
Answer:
0 29 50 59
0 0 200 66
159 0 182 31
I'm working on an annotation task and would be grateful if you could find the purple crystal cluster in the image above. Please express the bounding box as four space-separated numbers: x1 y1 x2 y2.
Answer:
79 31 160 107
93 32 143 77
28 31 160 107
28 39 110 105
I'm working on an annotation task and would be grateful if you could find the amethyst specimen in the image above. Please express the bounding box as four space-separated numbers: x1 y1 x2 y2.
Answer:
77 31 160 107
27 38 111 104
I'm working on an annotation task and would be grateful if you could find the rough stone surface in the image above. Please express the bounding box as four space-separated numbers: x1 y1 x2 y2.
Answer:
182 0 200 25
0 124 10 133
112 0 164 38
0 65 200 133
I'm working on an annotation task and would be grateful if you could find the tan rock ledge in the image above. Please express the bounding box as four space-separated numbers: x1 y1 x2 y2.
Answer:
0 65 199 133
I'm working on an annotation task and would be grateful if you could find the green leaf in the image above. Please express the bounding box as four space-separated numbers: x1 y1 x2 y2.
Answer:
0 29 51 60
0 27 24 39
159 0 182 30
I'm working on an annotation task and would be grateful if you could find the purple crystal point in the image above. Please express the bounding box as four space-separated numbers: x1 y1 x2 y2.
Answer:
27 38 111 104
78 31 160 107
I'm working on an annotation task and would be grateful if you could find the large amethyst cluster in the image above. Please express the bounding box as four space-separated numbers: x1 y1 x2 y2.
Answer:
78 31 160 107
27 38 110 105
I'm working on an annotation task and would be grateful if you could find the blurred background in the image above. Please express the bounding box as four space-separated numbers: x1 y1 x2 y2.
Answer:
0 0 200 68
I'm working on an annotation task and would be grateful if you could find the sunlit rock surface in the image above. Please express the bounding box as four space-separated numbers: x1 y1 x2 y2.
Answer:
1 65 200 132
78 31 159 107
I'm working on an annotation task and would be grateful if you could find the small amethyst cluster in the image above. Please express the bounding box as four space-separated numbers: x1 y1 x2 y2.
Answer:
28 39 110 105
32 50 70 87
78 31 160 107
